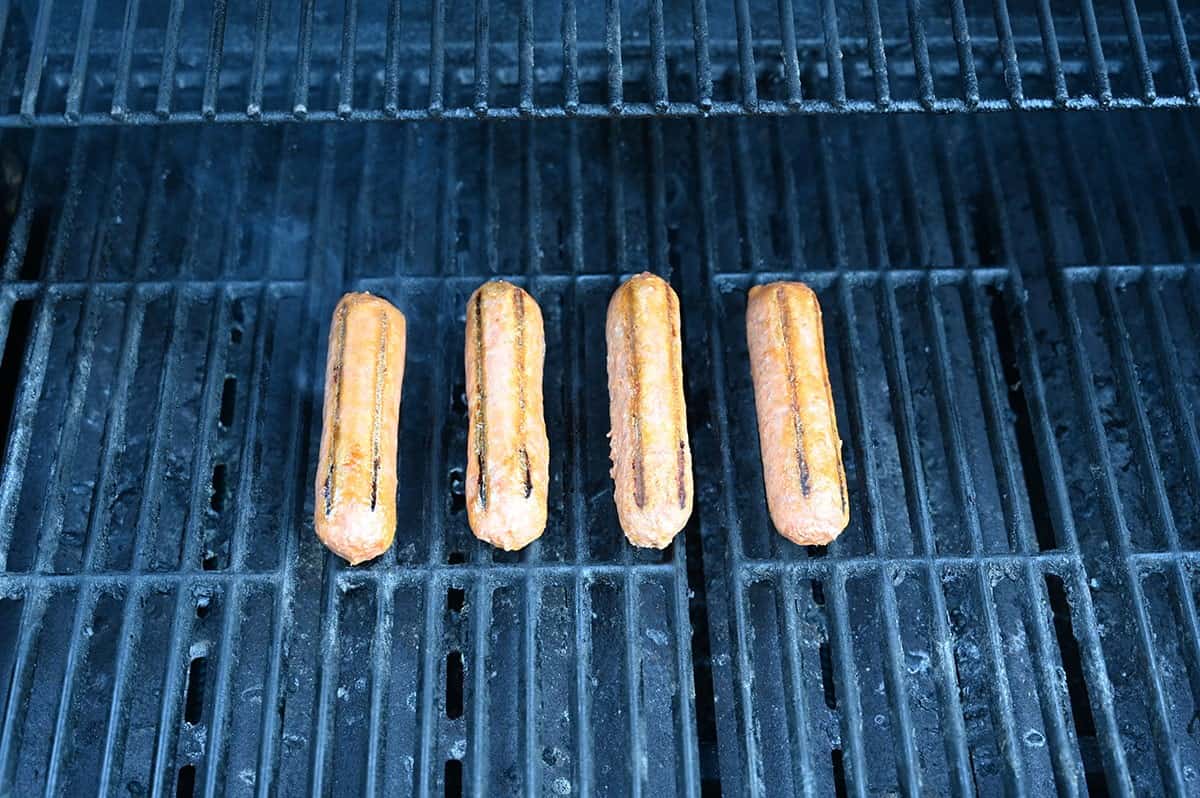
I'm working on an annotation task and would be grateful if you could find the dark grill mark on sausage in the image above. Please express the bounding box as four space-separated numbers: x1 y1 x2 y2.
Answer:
370 310 388 511
776 286 812 497
324 302 350 516
624 284 647 509
514 289 533 500
677 440 688 509
472 292 488 509
520 447 533 499
666 284 688 510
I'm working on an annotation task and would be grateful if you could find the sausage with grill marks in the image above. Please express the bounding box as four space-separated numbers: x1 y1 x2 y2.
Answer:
315 292 407 565
606 272 694 548
746 281 848 545
465 280 549 551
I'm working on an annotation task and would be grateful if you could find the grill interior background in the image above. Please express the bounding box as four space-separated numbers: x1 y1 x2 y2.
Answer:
0 2 1198 797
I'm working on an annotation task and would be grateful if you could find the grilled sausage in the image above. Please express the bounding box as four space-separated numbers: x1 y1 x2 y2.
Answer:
465 281 549 551
606 272 693 548
746 282 848 545
315 293 407 565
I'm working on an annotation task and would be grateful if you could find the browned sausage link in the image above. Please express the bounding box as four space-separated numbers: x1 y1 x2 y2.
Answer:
746 282 848 545
315 292 407 565
606 272 693 548
465 281 549 551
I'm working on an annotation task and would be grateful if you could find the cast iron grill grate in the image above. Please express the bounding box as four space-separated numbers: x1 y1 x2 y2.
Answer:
0 0 1194 124
0 110 1198 796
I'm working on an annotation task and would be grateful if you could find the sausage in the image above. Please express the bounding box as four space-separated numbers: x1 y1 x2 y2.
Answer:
314 293 407 565
465 281 549 550
745 282 848 545
606 272 693 548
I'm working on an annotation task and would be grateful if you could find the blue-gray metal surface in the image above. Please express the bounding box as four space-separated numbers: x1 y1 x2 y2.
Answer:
0 0 1194 124
0 111 1198 796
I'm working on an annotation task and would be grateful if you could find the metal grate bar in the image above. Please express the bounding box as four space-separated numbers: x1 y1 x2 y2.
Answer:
690 0 712 109
520 0 536 111
826 570 868 797
1119 0 1156 103
475 0 491 112
1052 270 1186 793
310 557 345 794
731 0 756 109
605 0 623 110
670 539 702 795
19 0 55 121
990 0 1023 103
293 0 317 116
860 0 890 106
947 0 978 106
561 0 579 109
110 0 141 118
776 569 817 795
469 577 492 793
429 0 447 112
905 0 936 109
818 0 844 106
247 0 273 117
413 572 442 796
155 0 187 118
1162 0 1199 101
201 582 243 798
64 0 99 122
339 0 361 117
649 0 668 110
365 581 395 796
384 0 403 115
0 94 1197 127
522 575 541 792
1033 0 1069 105
774 0 801 107
1076 0 1114 104
202 0 231 119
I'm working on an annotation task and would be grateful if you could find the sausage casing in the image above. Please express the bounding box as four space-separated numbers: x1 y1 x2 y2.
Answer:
746 282 848 545
465 281 549 551
315 293 407 564
606 272 693 548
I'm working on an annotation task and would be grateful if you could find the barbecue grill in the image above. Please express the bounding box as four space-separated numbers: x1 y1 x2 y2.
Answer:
0 1 1198 795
